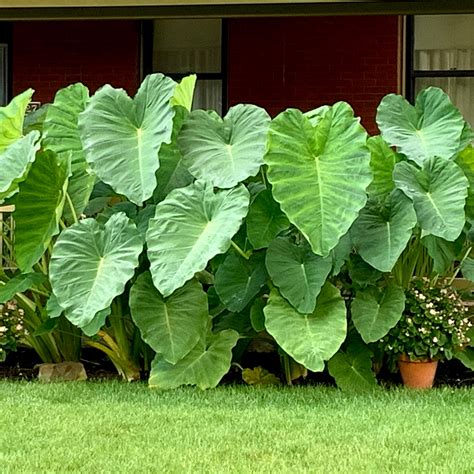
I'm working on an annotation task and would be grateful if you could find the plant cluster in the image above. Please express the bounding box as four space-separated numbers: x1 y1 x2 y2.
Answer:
381 278 473 362
0 300 27 361
0 73 473 390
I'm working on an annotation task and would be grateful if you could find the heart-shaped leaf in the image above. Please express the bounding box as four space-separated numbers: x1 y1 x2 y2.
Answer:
266 237 332 313
351 190 417 272
81 307 110 337
367 135 400 201
455 145 474 220
455 347 474 370
178 104 271 188
50 212 143 327
351 284 405 343
246 189 290 249
461 257 474 282
149 329 239 390
171 74 196 111
0 131 40 203
265 102 371 257
14 150 70 272
0 272 47 303
242 367 280 385
153 106 193 203
46 293 64 319
393 156 468 241
214 252 267 313
376 87 465 165
43 83 95 221
250 298 266 332
421 234 464 275
328 337 378 392
130 272 208 364
79 73 176 205
147 180 249 297
264 284 347 372
0 89 33 152
329 231 352 277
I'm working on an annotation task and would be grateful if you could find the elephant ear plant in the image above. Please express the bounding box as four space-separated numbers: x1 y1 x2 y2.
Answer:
5 75 471 389
0 89 83 364
347 87 474 375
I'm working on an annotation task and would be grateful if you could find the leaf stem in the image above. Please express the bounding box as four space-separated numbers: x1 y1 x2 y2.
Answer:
230 240 250 260
65 192 79 225
260 167 267 188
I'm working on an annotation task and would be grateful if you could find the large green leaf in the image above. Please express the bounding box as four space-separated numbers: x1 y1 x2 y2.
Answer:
351 284 405 343
264 284 346 372
455 145 474 220
329 231 352 277
328 338 378 392
461 257 474 282
149 329 239 390
367 135 399 201
43 83 95 221
214 252 267 313
0 131 40 203
265 237 332 313
376 87 465 166
422 234 463 275
393 156 468 241
246 189 290 249
348 254 383 289
153 106 193 203
0 89 33 152
171 74 196 111
23 104 49 135
178 104 270 188
264 102 371 257
49 212 143 327
455 348 474 370
78 73 176 205
81 307 110 337
351 191 417 272
130 272 208 364
14 151 70 272
147 180 249 297
0 272 46 303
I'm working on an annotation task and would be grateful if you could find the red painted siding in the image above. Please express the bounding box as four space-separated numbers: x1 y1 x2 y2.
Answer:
13 20 141 103
227 16 400 133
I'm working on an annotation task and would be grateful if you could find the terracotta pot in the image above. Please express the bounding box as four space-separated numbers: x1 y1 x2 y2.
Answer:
398 354 438 389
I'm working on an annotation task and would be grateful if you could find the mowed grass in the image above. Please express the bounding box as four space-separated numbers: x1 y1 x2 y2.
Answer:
0 382 473 473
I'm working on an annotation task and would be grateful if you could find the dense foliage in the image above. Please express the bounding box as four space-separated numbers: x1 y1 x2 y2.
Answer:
382 278 472 361
0 74 473 389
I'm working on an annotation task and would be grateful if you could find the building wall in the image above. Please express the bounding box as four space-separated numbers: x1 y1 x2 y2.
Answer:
227 16 401 133
12 21 141 103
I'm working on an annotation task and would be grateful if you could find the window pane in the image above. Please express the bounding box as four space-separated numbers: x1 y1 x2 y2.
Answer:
153 19 221 74
414 15 474 71
415 77 474 127
193 79 222 115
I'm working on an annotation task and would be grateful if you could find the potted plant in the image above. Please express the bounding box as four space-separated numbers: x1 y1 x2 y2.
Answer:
380 277 472 388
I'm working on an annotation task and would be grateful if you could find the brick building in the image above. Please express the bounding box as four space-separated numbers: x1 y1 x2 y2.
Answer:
0 1 473 132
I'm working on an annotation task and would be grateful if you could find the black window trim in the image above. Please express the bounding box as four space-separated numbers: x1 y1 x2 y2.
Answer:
141 18 228 113
406 14 474 103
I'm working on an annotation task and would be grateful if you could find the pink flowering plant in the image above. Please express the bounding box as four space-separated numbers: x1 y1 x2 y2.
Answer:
381 278 473 361
0 300 28 362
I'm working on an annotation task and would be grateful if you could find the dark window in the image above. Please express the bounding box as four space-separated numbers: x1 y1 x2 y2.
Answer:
409 14 474 126
151 18 225 114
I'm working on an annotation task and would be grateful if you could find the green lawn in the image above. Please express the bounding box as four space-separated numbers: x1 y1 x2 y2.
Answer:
0 382 473 473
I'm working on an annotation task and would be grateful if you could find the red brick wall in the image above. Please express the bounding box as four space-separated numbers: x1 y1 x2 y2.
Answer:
227 16 401 134
13 20 141 103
